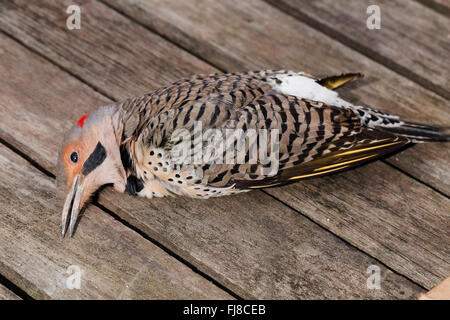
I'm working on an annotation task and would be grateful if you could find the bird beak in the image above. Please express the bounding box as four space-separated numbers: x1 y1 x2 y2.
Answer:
61 141 107 237
61 173 86 237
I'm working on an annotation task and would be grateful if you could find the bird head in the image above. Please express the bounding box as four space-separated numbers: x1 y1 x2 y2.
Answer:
57 105 127 237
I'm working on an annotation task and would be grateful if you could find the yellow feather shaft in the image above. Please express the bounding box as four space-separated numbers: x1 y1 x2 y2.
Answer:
336 141 403 157
249 183 280 189
314 154 378 171
288 165 350 180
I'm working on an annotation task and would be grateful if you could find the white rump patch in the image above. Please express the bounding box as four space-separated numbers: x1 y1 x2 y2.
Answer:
270 73 351 108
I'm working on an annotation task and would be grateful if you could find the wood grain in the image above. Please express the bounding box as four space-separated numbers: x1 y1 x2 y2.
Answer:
0 284 20 300
99 187 425 299
267 0 450 96
0 0 216 102
0 13 423 298
415 0 450 16
427 0 450 9
0 144 231 299
100 0 450 196
265 163 450 289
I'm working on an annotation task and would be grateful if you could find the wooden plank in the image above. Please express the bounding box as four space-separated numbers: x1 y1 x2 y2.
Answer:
0 284 20 300
266 0 450 96
428 0 450 9
0 144 231 299
415 0 450 16
99 0 450 196
265 164 450 289
98 187 426 299
0 11 423 299
0 0 216 103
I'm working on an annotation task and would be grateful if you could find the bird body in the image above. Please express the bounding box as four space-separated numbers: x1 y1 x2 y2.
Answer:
58 70 449 237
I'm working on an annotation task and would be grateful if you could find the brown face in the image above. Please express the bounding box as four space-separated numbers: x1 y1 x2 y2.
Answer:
58 115 108 238
58 107 126 238
61 140 87 191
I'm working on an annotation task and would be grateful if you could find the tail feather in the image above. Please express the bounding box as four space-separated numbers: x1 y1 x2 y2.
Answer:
376 121 450 142
317 73 364 90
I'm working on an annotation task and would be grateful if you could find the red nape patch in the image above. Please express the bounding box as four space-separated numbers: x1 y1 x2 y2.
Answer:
77 114 89 128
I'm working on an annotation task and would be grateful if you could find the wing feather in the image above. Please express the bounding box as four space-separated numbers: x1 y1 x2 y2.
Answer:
240 130 409 189
128 71 409 191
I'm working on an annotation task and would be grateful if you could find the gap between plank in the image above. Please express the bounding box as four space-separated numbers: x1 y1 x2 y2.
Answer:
0 272 33 300
414 0 450 17
381 159 449 200
0 3 437 294
264 0 450 101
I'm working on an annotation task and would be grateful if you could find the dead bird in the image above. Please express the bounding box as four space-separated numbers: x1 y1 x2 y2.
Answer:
57 70 449 237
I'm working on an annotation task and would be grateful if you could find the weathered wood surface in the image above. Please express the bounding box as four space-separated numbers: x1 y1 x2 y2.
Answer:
416 0 450 16
0 284 20 300
0 143 231 299
266 165 450 289
94 0 450 288
266 0 450 97
101 0 450 196
0 0 216 104
426 0 450 9
0 3 424 299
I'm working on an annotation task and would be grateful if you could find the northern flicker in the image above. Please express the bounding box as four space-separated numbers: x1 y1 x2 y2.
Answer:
58 70 449 237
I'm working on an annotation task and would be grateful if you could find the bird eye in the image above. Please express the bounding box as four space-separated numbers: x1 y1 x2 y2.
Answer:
70 152 78 163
